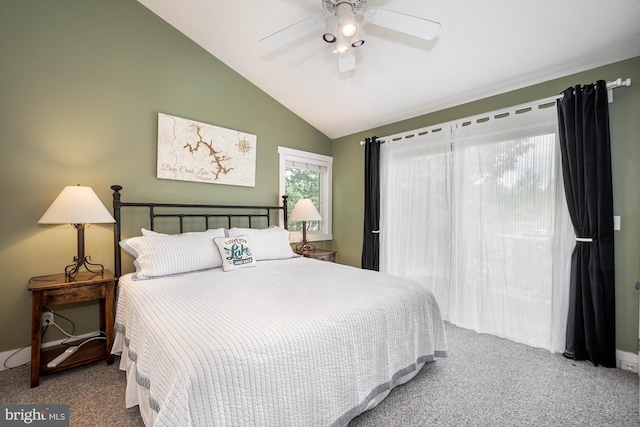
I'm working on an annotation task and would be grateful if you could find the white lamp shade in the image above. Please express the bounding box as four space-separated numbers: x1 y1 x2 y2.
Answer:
289 198 322 222
38 185 115 225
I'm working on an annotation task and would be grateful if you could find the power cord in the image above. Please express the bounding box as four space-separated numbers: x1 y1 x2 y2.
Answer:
3 309 104 369
3 309 74 369
76 336 107 349
45 309 76 345
45 314 106 350
3 345 30 369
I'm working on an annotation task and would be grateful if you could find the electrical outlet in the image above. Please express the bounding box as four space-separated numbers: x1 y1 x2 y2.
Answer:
620 360 638 373
42 311 54 326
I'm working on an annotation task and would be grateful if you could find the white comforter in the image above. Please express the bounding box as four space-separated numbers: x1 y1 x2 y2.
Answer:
112 257 447 426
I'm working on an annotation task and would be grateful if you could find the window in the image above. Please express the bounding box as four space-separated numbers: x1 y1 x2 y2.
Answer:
278 146 333 243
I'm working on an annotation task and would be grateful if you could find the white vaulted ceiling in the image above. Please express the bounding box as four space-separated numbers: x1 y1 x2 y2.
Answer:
137 0 640 139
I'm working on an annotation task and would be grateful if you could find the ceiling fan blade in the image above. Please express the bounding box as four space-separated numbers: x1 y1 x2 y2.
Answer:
260 15 325 47
338 48 356 73
364 8 441 41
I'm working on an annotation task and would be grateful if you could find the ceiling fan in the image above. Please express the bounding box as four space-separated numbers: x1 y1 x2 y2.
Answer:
260 0 441 73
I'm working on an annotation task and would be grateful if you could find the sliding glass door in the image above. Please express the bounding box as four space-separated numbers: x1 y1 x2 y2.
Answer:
380 105 574 352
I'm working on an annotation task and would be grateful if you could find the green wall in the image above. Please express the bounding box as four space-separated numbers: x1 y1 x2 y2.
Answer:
0 0 331 352
332 56 640 354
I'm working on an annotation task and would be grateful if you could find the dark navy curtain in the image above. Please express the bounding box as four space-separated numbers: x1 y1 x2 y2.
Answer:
362 136 380 271
557 80 616 367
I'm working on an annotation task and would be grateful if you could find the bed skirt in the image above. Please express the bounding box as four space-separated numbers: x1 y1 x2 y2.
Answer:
113 330 436 426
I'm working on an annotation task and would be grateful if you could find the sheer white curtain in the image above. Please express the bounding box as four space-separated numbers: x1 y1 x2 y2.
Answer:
380 129 453 316
380 105 575 352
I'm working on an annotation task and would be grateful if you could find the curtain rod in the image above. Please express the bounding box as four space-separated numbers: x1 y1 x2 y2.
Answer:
360 77 631 146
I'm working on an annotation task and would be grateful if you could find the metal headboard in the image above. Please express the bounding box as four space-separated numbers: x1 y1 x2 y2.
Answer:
111 185 288 278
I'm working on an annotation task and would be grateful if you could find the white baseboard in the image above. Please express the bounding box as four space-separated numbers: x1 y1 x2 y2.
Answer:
0 331 101 372
616 349 639 374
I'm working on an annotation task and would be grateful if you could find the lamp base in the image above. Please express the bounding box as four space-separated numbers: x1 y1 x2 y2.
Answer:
295 242 316 254
294 221 316 254
65 256 105 280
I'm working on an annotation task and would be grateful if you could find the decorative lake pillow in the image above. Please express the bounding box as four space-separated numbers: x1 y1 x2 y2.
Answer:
213 235 257 272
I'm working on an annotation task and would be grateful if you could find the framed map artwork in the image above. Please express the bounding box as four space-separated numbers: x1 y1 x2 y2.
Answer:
157 113 257 187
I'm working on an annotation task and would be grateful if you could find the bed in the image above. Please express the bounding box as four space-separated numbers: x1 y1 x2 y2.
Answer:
110 185 447 426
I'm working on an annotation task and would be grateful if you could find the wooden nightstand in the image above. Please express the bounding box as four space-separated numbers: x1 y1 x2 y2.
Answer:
300 249 337 262
28 270 115 387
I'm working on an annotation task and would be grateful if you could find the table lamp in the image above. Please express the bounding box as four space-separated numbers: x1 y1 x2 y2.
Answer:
38 185 115 279
288 198 322 253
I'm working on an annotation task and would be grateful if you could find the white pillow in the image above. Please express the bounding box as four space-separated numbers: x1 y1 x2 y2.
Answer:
227 226 296 261
213 235 257 272
120 228 226 280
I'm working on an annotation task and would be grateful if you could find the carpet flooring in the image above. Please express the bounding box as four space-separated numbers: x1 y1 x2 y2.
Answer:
1 323 637 426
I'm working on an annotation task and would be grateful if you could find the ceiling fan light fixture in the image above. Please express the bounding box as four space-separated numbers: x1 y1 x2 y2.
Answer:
336 3 357 37
349 21 364 47
333 39 350 53
341 22 357 37
334 24 351 53
322 15 338 43
323 33 337 43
